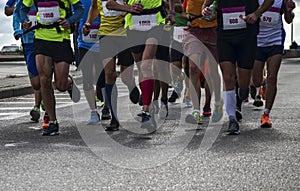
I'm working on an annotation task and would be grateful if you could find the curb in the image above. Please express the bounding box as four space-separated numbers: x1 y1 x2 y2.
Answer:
0 75 83 99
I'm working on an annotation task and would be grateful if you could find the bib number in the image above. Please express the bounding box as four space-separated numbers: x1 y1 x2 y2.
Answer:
173 27 186 43
102 1 124 17
132 15 157 31
38 1 60 23
222 7 246 30
82 26 99 43
260 7 280 26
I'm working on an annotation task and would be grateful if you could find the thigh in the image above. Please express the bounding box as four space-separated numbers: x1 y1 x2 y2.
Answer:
236 36 257 69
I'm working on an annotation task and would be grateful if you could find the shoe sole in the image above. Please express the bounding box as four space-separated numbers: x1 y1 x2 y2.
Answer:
42 131 59 136
261 123 272 128
226 130 240 135
69 75 81 103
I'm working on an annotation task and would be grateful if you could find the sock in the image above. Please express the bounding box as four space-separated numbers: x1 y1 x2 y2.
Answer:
140 77 154 105
263 109 270 115
224 90 236 120
105 84 118 122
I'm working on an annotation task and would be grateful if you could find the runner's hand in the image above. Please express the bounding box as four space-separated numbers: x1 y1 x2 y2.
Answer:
286 0 296 12
245 12 259 24
82 23 91 36
60 19 70 30
22 21 32 30
129 3 143 14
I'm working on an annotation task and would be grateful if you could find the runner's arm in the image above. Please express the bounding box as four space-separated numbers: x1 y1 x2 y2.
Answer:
106 0 143 14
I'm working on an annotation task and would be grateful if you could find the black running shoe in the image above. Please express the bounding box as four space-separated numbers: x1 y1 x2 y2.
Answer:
42 121 59 136
105 120 119 131
168 90 179 103
226 118 240 135
129 86 140 104
101 106 111 120
67 75 81 103
236 109 243 122
30 106 40 122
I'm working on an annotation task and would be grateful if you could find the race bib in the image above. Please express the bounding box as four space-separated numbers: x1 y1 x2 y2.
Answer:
28 10 37 26
102 1 124 17
82 25 100 43
38 1 60 23
173 27 186 43
260 7 280 26
222 6 246 30
132 14 157 31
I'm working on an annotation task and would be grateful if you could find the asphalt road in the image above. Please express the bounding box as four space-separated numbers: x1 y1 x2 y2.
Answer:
0 59 299 191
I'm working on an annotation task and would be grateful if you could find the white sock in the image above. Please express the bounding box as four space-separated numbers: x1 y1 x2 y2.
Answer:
256 87 260 96
224 90 236 119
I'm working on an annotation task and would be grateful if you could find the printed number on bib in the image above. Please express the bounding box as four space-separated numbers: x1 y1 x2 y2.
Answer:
260 7 280 27
132 15 157 31
38 1 60 23
222 6 246 30
173 27 186 43
82 29 99 43
102 1 124 17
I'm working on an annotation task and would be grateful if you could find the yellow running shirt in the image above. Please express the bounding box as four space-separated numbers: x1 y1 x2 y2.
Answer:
23 0 80 42
98 0 126 36
124 0 165 30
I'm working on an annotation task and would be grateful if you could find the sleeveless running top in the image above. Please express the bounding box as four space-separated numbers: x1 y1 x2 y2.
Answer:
257 0 285 47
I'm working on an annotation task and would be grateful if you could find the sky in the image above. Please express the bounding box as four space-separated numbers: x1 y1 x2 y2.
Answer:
0 0 299 50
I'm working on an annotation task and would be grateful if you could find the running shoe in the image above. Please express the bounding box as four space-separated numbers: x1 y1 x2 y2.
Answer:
42 113 50 129
67 75 81 103
101 106 111 120
184 98 193 108
158 101 168 119
260 85 266 100
105 120 119 131
261 113 272 128
141 111 156 133
87 111 100 125
226 117 240 135
212 102 223 122
30 106 40 122
202 105 212 117
185 110 202 124
99 101 105 108
236 109 243 122
130 86 140 104
253 95 263 107
250 85 257 100
168 90 179 103
42 120 59 136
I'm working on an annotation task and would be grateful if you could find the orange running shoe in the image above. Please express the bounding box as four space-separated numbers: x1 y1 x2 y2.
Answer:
261 113 272 128
42 113 50 129
260 85 266 100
